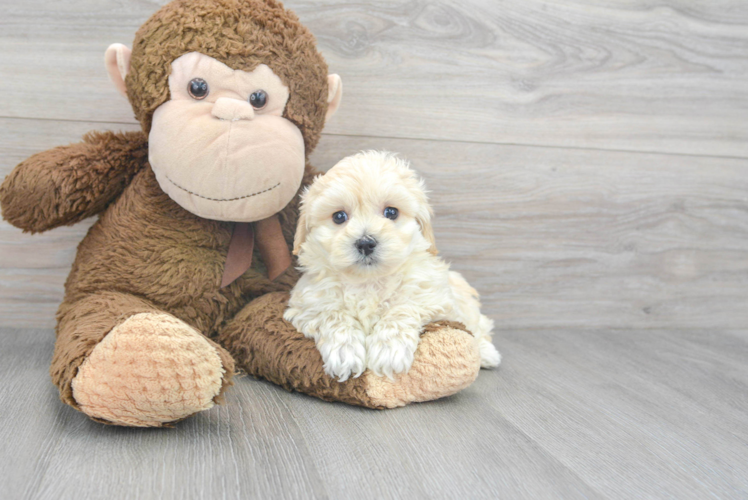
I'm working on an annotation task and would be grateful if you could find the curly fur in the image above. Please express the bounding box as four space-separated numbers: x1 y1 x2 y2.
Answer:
285 152 501 380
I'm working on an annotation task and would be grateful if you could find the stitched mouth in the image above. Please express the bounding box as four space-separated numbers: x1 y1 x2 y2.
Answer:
165 176 280 202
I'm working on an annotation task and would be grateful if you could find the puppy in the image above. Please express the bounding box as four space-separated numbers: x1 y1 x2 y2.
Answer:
284 151 501 381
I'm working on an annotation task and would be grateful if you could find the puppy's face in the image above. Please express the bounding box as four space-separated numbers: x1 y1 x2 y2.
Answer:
295 152 437 278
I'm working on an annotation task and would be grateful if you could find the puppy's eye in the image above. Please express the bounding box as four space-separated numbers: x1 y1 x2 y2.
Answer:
332 211 348 224
383 207 399 220
188 78 209 100
249 90 268 109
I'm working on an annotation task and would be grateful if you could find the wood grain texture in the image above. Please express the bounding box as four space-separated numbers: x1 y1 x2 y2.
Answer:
312 135 748 331
0 0 747 156
1 1 747 497
2 118 746 330
1 327 746 499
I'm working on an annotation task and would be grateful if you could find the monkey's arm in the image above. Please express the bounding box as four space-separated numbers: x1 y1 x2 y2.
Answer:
0 130 148 233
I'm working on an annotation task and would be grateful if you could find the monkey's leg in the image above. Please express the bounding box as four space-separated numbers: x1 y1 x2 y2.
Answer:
52 291 234 427
216 292 481 408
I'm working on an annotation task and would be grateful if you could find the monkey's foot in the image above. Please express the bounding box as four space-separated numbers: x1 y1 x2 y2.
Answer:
219 293 482 409
71 313 229 427
363 321 481 408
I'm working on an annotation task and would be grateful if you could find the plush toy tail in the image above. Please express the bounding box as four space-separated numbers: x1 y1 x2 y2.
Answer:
0 130 148 233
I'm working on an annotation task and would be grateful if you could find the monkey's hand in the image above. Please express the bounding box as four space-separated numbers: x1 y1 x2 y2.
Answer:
0 130 147 233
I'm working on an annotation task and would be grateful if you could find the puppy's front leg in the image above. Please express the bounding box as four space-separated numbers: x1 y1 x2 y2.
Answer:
285 294 367 382
315 314 367 382
366 312 423 379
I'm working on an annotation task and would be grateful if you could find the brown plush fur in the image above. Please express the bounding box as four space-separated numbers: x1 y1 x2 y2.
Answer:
0 0 482 426
127 0 329 153
0 131 148 233
217 292 380 408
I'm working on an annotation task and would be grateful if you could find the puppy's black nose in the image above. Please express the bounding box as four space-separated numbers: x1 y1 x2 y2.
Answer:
355 236 377 256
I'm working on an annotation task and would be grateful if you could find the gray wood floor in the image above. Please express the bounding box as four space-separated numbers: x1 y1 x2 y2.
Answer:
1 0 747 499
2 328 747 499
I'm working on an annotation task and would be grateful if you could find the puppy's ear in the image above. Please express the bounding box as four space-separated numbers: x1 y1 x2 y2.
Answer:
401 162 438 255
416 205 438 256
293 200 309 256
293 213 307 256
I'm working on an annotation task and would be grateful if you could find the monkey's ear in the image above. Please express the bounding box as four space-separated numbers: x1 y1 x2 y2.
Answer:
325 74 343 122
104 43 132 97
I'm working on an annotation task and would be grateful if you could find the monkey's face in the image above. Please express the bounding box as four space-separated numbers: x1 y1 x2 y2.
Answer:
148 52 306 222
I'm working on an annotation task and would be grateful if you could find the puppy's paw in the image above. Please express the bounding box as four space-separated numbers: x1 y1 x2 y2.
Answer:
479 337 501 368
317 334 366 382
366 331 419 379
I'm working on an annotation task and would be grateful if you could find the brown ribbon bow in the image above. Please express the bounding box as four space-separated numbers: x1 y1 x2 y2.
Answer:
220 214 292 288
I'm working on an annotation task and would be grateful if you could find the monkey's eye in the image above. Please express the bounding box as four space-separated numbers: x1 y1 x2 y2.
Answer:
249 90 268 109
383 207 399 220
188 78 209 100
332 211 348 225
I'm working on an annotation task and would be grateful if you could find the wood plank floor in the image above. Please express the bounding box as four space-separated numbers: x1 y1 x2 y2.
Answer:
0 0 747 498
2 327 747 499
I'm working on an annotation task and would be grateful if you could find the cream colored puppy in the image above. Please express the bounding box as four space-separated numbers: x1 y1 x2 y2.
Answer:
284 151 501 381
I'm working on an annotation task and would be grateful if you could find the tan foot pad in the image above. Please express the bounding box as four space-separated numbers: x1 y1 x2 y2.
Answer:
71 313 225 427
364 325 481 408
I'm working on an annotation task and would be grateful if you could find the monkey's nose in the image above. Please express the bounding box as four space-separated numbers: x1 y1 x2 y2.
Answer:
211 97 255 121
355 236 377 257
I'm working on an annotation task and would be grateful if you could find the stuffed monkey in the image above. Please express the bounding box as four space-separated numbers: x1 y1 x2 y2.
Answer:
0 0 482 427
